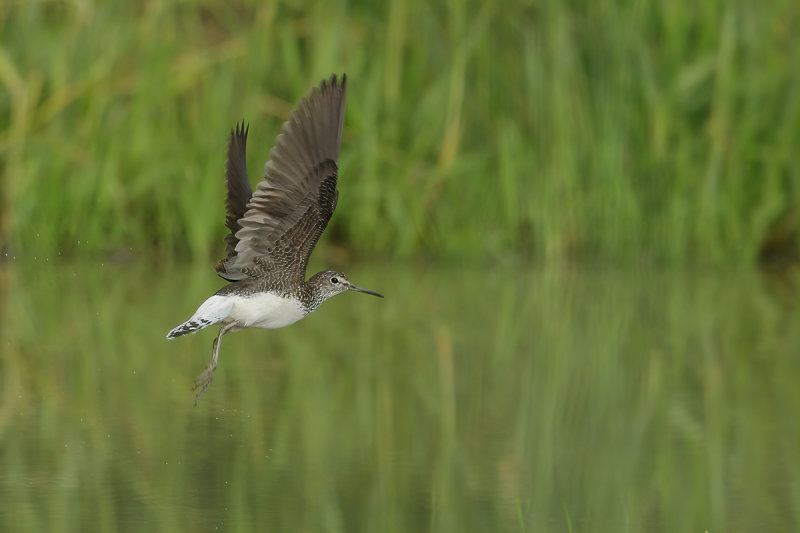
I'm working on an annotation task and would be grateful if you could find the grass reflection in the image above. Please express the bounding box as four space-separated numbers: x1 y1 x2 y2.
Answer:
0 260 798 531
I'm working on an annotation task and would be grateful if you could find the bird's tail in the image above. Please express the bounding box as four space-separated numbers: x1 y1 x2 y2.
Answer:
166 295 233 339
166 318 216 339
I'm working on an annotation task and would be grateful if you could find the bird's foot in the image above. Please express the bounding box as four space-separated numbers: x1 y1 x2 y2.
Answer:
192 364 216 405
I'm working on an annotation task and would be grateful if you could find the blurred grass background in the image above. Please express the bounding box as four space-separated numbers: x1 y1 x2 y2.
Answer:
1 0 798 265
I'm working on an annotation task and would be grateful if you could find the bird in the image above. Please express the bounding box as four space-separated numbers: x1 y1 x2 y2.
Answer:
166 74 383 404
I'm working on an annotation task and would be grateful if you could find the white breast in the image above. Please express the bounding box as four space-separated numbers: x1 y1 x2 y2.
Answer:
227 292 308 330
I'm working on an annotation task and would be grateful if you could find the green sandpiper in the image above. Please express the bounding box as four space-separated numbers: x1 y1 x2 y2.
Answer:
167 74 383 404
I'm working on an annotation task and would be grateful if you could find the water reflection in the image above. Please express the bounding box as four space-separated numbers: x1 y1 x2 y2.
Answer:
0 259 798 531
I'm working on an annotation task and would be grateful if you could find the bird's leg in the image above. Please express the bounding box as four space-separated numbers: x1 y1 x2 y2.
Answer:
193 324 232 405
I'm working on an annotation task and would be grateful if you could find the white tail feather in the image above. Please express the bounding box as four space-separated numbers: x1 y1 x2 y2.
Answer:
166 295 233 339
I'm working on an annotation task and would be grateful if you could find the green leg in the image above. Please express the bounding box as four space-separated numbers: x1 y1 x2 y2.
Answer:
193 323 233 405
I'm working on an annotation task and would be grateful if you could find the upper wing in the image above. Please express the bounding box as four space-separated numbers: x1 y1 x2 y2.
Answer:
216 74 347 283
219 122 253 262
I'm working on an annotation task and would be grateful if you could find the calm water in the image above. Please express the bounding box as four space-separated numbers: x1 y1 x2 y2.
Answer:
0 258 798 532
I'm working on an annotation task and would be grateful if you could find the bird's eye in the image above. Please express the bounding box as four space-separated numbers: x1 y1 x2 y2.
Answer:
331 277 339 284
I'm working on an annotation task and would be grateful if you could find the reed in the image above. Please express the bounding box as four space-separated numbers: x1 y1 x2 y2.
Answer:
1 1 798 264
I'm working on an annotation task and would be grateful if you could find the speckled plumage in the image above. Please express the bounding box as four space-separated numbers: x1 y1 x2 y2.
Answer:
166 74 382 404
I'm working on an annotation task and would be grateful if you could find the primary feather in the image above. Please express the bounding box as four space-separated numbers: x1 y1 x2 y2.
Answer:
215 74 347 283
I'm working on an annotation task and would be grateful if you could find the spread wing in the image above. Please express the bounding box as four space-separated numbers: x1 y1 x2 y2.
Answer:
215 74 347 283
219 122 252 261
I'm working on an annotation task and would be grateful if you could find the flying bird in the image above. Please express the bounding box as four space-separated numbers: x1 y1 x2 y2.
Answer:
167 74 382 404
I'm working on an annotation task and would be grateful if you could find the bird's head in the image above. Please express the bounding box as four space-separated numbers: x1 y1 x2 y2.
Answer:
308 270 383 302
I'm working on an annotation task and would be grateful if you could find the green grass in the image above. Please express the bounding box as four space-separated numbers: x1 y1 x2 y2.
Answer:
1 1 798 265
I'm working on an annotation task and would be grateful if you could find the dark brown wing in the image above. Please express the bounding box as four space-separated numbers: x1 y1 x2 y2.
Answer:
218 122 252 263
216 74 347 283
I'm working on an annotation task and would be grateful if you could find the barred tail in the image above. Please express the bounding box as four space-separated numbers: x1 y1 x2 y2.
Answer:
166 317 217 339
166 295 233 339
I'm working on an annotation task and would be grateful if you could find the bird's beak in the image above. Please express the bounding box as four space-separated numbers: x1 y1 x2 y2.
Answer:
349 284 384 298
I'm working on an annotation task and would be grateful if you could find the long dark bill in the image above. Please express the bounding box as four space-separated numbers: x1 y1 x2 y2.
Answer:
350 284 384 298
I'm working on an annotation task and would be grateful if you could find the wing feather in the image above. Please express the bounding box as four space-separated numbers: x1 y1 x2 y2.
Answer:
219 123 252 261
216 74 347 282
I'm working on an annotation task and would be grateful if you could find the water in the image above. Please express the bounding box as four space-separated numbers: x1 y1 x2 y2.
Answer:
1 258 798 532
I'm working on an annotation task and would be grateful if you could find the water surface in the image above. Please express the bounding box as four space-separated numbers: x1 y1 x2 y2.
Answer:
1 259 798 531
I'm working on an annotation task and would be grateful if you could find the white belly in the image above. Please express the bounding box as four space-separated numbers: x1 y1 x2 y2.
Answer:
227 293 307 329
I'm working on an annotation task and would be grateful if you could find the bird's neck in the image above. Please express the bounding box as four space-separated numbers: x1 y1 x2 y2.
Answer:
299 279 326 313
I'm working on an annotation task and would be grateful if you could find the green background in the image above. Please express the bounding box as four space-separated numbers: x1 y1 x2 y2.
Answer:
2 0 798 265
2 3 800 531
